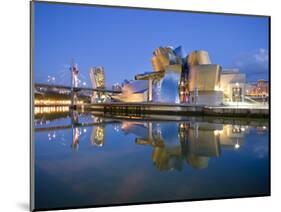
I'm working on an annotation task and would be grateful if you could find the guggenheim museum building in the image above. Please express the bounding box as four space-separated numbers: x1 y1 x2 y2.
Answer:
92 46 247 106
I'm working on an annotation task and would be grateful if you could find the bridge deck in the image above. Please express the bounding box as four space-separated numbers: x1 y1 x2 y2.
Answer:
34 83 122 93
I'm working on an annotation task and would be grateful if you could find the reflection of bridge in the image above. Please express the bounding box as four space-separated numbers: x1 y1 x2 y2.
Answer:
35 120 118 132
35 110 119 151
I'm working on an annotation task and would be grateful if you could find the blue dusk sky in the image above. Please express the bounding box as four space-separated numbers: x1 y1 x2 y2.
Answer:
34 2 269 87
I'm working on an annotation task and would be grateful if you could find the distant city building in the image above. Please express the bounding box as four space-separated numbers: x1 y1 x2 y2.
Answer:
112 83 122 92
248 80 269 97
244 80 269 104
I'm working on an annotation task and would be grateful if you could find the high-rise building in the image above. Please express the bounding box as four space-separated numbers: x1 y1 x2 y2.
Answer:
89 66 107 103
90 66 105 89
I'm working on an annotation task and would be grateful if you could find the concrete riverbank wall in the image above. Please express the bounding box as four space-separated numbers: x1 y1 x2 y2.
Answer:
79 102 269 119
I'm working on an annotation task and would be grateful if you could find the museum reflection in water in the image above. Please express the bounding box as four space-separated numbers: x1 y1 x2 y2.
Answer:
116 121 250 171
34 109 268 171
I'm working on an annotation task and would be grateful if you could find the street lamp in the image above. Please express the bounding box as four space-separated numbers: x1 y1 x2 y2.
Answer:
47 75 55 84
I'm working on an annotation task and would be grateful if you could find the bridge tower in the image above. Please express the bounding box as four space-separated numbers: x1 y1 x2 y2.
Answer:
70 62 80 108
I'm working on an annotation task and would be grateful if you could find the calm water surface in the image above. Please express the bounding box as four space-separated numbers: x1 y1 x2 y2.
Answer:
34 111 269 209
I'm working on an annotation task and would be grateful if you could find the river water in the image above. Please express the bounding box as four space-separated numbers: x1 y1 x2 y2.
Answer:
34 110 269 209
